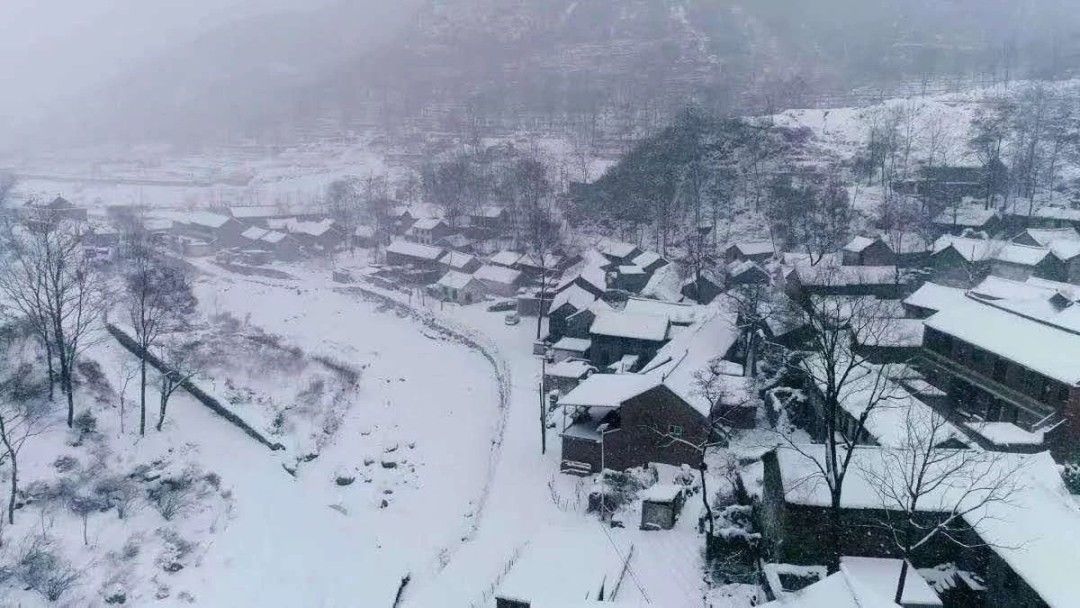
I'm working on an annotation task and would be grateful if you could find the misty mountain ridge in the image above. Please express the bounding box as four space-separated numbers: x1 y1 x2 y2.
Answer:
22 0 1080 147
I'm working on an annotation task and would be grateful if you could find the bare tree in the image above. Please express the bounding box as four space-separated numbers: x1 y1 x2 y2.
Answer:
767 169 851 266
123 238 196 436
325 177 365 241
726 284 783 377
653 358 750 538
155 343 199 432
0 348 53 526
0 236 57 397
15 220 106 427
677 229 719 304
860 408 1023 604
515 158 561 339
774 285 908 571
114 362 137 434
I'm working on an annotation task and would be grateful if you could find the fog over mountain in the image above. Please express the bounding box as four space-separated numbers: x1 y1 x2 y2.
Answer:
4 0 1080 147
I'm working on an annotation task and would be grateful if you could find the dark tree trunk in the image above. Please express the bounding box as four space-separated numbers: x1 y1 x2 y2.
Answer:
699 461 714 537
894 558 910 604
828 490 843 573
43 338 54 400
139 357 147 436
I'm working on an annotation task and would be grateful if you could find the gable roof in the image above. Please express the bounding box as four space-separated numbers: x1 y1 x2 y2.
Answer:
558 373 663 408
436 271 478 290
590 311 670 342
632 250 664 269
598 239 640 259
443 251 477 271
623 297 701 325
902 282 967 313
933 206 997 227
1017 227 1080 247
386 240 445 261
729 241 775 256
411 217 446 231
925 295 1080 385
843 236 882 253
993 243 1051 267
932 235 998 262
474 264 522 285
489 250 524 267
550 284 597 314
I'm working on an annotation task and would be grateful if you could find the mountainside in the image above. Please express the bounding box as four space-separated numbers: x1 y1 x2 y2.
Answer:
27 0 1080 146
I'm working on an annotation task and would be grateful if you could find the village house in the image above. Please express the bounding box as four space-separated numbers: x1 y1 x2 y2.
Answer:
240 227 303 261
405 218 452 245
23 196 89 223
589 311 671 369
488 250 523 269
990 242 1061 282
556 264 608 299
783 264 907 300
561 300 613 343
883 232 933 268
1012 226 1080 248
467 206 509 233
724 240 775 264
1006 206 1080 232
895 165 992 204
384 240 446 269
726 260 771 286
757 447 1077 608
932 205 1001 237
352 225 379 248
622 297 700 327
383 206 416 235
919 289 1080 453
612 264 649 293
433 271 485 304
558 374 707 473
515 252 565 282
171 211 246 250
227 205 320 225
597 239 642 266
548 284 599 342
550 337 592 362
440 251 481 274
681 274 723 304
901 282 967 318
928 235 997 287
268 218 346 253
631 250 668 275
841 236 894 266
543 358 596 395
473 264 523 297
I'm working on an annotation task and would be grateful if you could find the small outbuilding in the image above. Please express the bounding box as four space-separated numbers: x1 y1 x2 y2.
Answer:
640 483 686 530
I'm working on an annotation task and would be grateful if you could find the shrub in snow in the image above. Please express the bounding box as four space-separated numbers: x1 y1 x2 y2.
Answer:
1064 462 1080 495
156 529 195 573
93 476 140 520
334 468 356 486
16 536 81 602
70 410 98 446
148 469 203 521
52 455 79 473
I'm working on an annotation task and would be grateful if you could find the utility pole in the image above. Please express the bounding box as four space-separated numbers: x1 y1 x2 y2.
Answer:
539 353 547 455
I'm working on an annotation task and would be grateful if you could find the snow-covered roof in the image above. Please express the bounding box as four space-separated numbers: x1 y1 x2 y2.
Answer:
853 318 924 348
993 243 1051 267
1017 227 1080 247
933 206 997 227
229 205 291 219
552 337 591 353
557 265 607 293
436 271 477 290
639 305 741 417
640 483 684 503
182 211 232 228
590 311 670 341
729 241 775 256
931 235 998 262
1033 206 1080 222
1052 240 1080 260
632 250 664 268
496 526 631 605
558 373 662 408
727 259 767 278
545 359 596 379
963 421 1045 447
410 217 445 231
354 225 375 238
639 264 684 302
970 275 1056 302
550 284 597 313
489 250 523 267
787 264 898 287
474 264 522 285
241 226 269 240
839 558 941 608
802 357 967 448
261 230 288 244
618 264 645 275
925 295 1080 385
386 240 445 261
762 568 899 608
623 297 700 325
902 282 967 313
472 206 505 218
842 236 880 253
442 251 477 271
882 232 930 254
598 239 639 259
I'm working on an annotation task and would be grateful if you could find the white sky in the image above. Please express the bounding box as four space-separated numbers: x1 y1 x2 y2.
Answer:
0 0 332 123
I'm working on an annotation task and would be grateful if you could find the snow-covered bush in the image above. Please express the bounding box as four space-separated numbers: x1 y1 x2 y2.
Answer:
15 536 81 602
